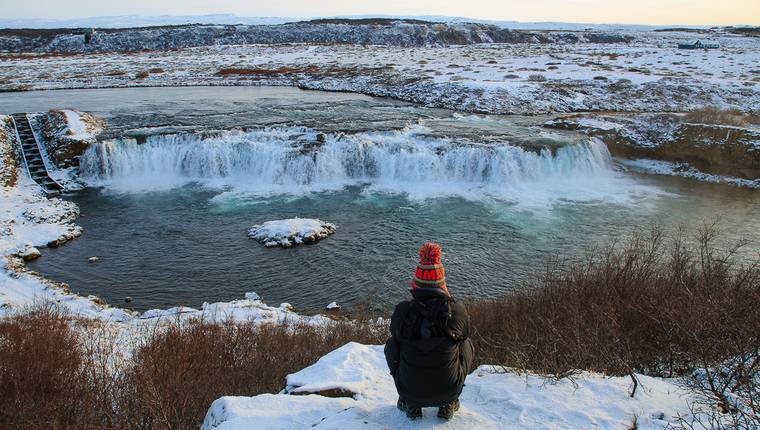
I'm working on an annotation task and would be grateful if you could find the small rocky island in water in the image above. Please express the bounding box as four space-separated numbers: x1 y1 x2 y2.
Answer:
248 218 338 248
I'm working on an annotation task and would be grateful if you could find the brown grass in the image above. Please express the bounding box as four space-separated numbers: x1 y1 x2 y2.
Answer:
684 107 760 127
0 52 80 61
216 66 316 76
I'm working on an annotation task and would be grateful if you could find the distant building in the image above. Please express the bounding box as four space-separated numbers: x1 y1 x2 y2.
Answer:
678 40 720 49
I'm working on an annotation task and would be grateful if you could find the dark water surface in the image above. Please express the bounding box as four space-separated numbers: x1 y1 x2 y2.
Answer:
29 178 759 313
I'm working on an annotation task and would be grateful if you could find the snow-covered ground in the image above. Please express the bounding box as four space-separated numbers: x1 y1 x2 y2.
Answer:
203 342 694 430
1 30 758 114
620 158 760 188
248 218 337 247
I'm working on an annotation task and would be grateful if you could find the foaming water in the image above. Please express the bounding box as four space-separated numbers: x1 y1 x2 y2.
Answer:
80 127 656 206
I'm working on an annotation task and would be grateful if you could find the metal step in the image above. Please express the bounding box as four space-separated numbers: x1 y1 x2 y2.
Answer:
10 113 64 196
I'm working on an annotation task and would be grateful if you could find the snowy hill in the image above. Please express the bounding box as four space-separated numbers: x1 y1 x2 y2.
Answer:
0 20 634 53
0 14 708 31
202 342 693 430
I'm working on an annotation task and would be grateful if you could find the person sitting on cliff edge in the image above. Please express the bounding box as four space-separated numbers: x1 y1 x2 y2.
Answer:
384 242 475 420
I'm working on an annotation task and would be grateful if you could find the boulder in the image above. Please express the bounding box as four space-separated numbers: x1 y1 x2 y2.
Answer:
18 246 41 262
31 110 106 168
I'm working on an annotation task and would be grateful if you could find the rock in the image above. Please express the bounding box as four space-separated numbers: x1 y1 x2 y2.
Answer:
244 292 261 301
326 302 341 311
545 113 760 181
661 124 760 179
289 387 355 398
88 256 99 263
19 246 41 262
124 296 133 304
248 218 337 248
46 226 84 248
89 295 107 306
30 110 106 168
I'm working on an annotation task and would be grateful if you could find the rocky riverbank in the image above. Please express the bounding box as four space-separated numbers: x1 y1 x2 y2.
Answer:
545 112 760 186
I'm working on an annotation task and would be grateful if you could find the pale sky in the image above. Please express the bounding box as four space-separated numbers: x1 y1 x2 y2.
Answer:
1 0 759 26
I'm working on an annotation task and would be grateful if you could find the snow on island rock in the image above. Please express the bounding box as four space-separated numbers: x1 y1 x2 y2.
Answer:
248 218 336 248
202 342 694 430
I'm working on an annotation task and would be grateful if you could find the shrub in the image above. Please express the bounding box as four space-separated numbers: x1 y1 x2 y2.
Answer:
528 74 547 82
0 306 107 429
468 222 760 423
469 224 759 378
117 319 386 429
0 309 386 429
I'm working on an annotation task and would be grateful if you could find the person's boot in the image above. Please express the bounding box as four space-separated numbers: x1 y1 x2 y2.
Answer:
437 399 460 420
397 398 422 419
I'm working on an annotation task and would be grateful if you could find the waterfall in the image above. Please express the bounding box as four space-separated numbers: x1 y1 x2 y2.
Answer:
80 127 631 202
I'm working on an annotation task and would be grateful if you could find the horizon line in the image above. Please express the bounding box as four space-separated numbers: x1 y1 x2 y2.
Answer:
1 13 757 29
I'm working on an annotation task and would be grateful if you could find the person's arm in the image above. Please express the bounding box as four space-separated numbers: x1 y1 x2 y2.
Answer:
384 336 400 376
448 302 471 341
384 302 408 376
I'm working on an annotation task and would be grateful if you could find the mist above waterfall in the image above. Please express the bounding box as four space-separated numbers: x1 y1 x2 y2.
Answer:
79 127 658 206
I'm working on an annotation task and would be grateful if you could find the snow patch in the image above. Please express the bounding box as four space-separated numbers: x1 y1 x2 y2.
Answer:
620 158 760 188
248 218 337 248
203 342 695 430
62 110 91 140
285 342 385 398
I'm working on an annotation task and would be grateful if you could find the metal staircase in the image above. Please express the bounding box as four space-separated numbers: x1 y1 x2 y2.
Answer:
10 113 64 197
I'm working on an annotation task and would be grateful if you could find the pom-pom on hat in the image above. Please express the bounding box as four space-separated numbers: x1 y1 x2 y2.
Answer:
411 242 448 294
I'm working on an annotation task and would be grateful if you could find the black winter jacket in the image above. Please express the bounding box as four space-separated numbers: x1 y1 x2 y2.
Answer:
384 289 475 408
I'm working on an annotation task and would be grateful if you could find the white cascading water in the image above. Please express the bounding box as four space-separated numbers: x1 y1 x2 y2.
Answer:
80 127 645 204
